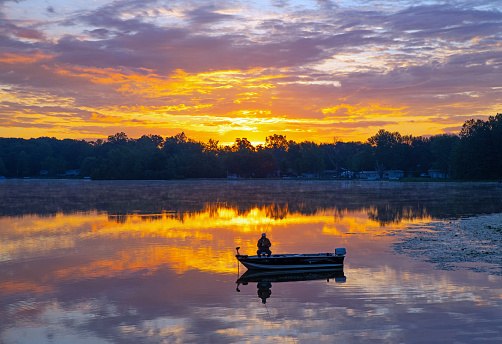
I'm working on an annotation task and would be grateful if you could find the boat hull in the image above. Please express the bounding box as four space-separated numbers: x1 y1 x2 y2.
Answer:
236 253 344 270
237 268 346 284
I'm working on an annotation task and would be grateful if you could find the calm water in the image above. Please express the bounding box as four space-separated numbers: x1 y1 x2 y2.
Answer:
1 180 502 343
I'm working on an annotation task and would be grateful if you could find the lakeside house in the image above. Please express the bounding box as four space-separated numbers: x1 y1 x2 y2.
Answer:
358 170 380 180
428 169 449 179
358 170 405 180
384 170 405 180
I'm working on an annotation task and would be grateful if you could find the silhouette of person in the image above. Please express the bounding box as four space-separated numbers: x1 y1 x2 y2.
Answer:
257 233 272 257
257 282 272 304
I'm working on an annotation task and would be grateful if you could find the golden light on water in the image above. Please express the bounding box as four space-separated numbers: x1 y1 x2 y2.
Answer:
1 198 500 343
0 204 433 283
0 281 53 295
2 0 501 338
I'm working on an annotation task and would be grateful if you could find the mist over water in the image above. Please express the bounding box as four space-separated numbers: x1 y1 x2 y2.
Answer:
1 180 501 343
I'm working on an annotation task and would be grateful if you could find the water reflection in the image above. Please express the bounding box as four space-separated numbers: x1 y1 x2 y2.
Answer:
1 180 502 343
2 179 502 222
236 269 346 304
0 205 419 278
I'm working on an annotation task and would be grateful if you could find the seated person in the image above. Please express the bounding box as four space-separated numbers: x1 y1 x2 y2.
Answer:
257 233 272 257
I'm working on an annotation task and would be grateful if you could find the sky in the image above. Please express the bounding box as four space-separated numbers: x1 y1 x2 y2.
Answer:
0 0 501 145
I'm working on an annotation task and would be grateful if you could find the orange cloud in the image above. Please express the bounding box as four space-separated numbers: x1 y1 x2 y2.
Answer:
53 65 286 100
322 103 408 118
0 52 53 64
91 112 124 123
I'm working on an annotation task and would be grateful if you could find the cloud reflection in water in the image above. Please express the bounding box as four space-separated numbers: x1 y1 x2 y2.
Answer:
1 181 502 343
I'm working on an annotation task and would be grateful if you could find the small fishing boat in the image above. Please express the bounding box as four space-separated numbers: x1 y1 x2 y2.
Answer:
235 247 346 270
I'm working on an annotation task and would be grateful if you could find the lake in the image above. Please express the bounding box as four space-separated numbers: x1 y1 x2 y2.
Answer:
1 179 501 343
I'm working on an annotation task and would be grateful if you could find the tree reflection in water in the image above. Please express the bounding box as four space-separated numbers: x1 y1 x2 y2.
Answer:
1 180 502 343
1 180 502 222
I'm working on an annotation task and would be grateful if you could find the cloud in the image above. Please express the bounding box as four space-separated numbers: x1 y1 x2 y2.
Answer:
184 5 235 25
0 0 500 142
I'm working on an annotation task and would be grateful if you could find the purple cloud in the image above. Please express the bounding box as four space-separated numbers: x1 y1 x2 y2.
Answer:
0 0 501 141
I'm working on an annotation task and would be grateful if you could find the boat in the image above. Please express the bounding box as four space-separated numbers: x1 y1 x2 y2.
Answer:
235 247 346 270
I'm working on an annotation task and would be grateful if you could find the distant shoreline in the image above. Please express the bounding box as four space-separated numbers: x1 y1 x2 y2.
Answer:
2 176 501 183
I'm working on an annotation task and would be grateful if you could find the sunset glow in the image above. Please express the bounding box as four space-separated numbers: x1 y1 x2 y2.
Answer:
1 1 501 143
2 179 502 343
0 205 429 279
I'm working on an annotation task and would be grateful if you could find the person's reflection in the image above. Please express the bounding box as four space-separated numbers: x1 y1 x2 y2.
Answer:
257 281 272 304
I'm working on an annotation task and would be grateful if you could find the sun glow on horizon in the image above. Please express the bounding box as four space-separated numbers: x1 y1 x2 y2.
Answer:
1 0 500 143
0 53 488 143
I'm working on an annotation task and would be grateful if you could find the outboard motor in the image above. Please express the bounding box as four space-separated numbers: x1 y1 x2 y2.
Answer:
335 247 346 256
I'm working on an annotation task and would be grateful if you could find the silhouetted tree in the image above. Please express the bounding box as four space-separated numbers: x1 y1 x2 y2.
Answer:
453 114 502 179
368 129 403 171
0 157 7 176
430 134 459 178
108 132 129 144
2 115 501 180
265 134 288 175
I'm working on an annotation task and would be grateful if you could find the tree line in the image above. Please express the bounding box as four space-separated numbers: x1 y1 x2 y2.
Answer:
1 114 501 180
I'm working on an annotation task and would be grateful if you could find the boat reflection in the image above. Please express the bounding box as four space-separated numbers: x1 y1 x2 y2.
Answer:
236 268 346 303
